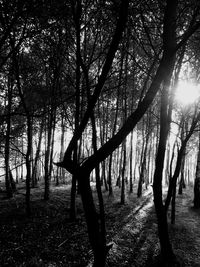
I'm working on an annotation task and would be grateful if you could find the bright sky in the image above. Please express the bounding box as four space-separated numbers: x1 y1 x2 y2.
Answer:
175 81 200 105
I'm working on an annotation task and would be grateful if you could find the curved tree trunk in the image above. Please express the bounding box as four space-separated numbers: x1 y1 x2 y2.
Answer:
153 82 175 262
77 168 108 267
153 0 178 262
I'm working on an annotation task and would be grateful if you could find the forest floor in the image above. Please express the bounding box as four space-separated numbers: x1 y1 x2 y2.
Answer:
0 181 200 267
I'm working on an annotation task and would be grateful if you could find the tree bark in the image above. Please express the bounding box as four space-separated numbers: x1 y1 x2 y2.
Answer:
44 113 53 200
178 150 186 195
13 50 33 216
5 77 13 198
32 118 44 187
153 0 178 261
165 115 200 212
77 167 108 267
25 116 32 216
194 131 200 208
129 131 133 193
121 140 126 204
137 122 149 197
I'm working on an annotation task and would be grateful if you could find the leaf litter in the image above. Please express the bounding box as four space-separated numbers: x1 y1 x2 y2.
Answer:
0 182 200 266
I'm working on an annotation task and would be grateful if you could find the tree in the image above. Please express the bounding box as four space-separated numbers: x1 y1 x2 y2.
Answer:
165 109 200 224
194 130 200 208
13 51 33 216
4 68 14 198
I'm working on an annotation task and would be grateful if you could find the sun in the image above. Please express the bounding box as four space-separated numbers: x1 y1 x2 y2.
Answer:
175 81 200 105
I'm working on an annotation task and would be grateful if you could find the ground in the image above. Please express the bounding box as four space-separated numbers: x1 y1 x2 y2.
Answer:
0 181 200 267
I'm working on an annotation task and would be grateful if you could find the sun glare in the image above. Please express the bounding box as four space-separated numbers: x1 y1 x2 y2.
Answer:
175 81 200 105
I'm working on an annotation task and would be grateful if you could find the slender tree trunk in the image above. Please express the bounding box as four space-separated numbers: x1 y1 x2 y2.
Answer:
91 112 106 251
70 0 82 220
133 131 139 182
70 164 77 220
137 131 149 197
165 142 170 185
25 116 32 216
194 132 200 208
116 147 123 188
9 168 16 192
178 151 186 194
101 161 108 191
21 136 24 180
13 50 33 216
5 80 13 198
129 131 133 193
171 184 176 224
49 112 56 182
153 84 175 261
57 116 66 185
15 159 19 184
32 119 44 187
121 140 126 204
44 114 52 200
108 154 113 195
165 142 189 211
153 0 178 262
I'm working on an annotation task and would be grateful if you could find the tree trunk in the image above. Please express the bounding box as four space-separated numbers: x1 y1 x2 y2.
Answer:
5 80 13 198
32 119 44 187
25 116 32 216
153 87 175 260
44 115 52 200
91 112 106 249
78 168 108 267
9 168 16 192
121 141 126 204
137 130 148 197
194 132 200 208
153 88 175 260
153 0 178 262
101 161 108 191
165 141 190 212
108 154 113 196
57 116 66 185
13 50 33 216
178 151 186 194
70 173 77 220
49 111 56 181
171 185 176 224
129 131 133 193
21 136 24 180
